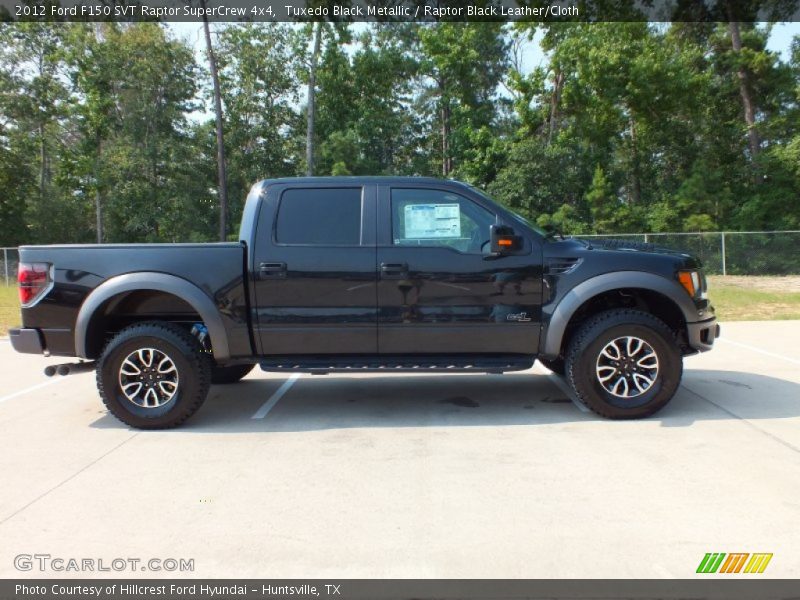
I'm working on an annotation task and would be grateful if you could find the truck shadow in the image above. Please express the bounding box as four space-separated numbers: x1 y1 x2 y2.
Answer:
89 369 800 432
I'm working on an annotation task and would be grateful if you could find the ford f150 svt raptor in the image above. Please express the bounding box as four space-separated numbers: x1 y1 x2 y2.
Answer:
10 177 719 428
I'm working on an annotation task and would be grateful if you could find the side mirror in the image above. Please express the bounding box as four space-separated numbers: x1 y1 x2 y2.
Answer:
487 224 523 258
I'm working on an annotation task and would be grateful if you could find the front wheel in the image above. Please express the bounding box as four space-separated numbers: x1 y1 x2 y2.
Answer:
565 309 682 419
97 321 211 429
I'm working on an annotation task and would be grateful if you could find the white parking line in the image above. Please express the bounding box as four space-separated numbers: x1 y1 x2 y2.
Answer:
0 378 63 404
718 338 800 365
653 563 676 578
548 374 589 413
251 374 300 420
533 362 589 412
0 432 139 526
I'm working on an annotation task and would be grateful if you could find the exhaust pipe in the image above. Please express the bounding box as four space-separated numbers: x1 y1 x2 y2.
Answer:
44 361 96 377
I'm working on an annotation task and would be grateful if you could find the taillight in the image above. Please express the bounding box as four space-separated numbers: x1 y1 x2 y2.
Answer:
18 262 51 306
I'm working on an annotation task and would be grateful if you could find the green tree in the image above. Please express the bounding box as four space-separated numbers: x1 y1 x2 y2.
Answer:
67 23 200 242
417 22 508 176
0 22 85 244
0 145 30 246
316 23 421 176
215 23 304 228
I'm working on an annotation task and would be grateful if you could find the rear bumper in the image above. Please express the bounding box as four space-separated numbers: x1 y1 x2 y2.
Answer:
9 328 45 355
686 318 720 353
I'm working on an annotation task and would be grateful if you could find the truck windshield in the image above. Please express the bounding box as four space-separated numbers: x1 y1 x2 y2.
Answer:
465 184 548 237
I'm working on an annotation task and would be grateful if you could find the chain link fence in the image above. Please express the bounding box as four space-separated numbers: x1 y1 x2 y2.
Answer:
1 248 19 286
580 231 800 275
2 232 800 279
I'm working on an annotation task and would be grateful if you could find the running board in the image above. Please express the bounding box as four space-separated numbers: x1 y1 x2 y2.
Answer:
259 355 534 375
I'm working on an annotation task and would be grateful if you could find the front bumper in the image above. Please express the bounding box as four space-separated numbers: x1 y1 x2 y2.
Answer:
9 328 45 355
686 318 720 353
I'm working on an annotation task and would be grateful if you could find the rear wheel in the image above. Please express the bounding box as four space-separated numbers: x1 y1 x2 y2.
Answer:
211 363 255 384
97 321 211 429
565 309 682 419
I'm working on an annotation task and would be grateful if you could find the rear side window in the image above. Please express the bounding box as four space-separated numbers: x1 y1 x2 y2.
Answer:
276 188 362 245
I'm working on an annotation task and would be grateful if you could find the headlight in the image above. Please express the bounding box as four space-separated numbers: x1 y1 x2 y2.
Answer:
677 270 705 298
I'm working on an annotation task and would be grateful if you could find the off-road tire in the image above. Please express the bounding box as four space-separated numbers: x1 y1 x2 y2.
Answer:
538 357 566 376
97 321 211 429
565 309 682 419
211 363 255 384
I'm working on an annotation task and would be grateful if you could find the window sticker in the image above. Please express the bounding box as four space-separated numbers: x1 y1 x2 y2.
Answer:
403 203 461 239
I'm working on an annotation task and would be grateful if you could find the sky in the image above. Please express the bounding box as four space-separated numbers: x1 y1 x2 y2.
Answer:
769 21 800 58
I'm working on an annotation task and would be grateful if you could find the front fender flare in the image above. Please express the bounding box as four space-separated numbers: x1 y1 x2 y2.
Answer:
75 272 230 361
541 271 698 357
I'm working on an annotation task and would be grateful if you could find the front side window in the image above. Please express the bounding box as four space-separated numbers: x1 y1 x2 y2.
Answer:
391 188 495 254
276 188 362 245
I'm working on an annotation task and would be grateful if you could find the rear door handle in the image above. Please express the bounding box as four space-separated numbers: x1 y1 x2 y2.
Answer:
259 262 287 279
380 262 408 279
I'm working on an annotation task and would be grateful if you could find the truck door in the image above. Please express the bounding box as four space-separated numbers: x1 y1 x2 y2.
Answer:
251 184 377 355
376 184 543 355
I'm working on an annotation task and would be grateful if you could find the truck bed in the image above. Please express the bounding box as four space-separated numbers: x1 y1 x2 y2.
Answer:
17 243 251 358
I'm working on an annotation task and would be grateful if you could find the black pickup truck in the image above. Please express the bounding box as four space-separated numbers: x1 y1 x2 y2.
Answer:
11 177 718 428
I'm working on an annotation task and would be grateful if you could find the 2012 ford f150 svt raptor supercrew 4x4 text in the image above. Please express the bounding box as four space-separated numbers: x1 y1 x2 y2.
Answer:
10 177 719 428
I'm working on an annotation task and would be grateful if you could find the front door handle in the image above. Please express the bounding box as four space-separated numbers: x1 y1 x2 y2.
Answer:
380 262 408 279
259 262 287 279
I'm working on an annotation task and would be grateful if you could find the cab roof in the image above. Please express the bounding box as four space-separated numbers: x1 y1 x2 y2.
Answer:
258 176 473 188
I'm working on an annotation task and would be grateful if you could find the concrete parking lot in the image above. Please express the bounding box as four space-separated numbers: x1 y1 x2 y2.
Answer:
0 321 799 579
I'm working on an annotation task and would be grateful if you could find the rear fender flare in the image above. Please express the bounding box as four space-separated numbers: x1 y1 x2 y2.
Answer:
541 271 697 357
75 272 230 361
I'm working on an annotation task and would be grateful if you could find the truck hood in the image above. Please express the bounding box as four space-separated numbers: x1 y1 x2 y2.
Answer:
556 237 704 270
581 237 689 256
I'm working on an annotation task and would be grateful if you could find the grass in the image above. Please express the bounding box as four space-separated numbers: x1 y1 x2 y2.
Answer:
1 277 799 337
707 276 800 321
0 285 19 336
